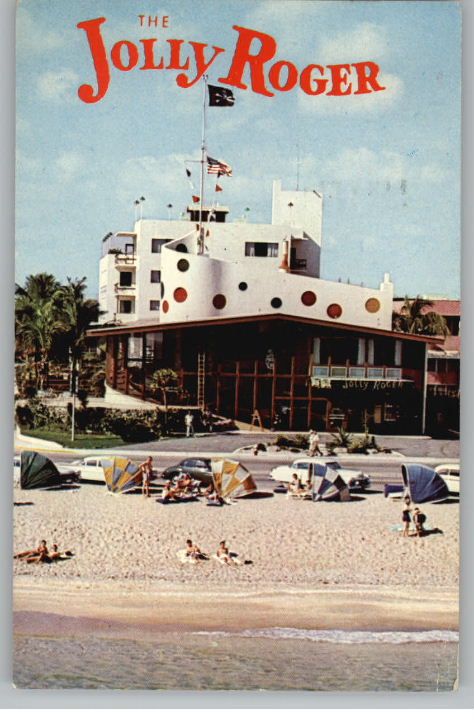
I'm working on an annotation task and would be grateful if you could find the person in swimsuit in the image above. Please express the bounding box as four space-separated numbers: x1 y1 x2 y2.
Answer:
185 538 207 560
413 507 426 537
402 497 412 536
139 456 153 498
216 540 231 564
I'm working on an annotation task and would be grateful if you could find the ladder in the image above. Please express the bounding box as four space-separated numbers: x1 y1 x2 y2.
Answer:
197 352 206 408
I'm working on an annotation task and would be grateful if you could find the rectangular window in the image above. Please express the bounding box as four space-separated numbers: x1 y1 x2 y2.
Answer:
119 300 133 314
394 339 402 366
348 367 365 378
119 271 133 287
150 270 161 283
149 300 160 311
245 242 279 257
151 238 169 253
367 367 384 379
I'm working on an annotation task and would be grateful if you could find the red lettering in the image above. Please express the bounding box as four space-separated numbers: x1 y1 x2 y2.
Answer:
111 40 139 71
268 60 298 92
300 64 328 95
352 61 386 94
176 42 225 88
77 17 110 104
167 39 191 71
139 39 164 70
219 25 277 97
327 64 353 96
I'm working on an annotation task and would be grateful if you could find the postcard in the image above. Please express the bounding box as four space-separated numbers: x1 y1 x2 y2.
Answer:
14 0 460 691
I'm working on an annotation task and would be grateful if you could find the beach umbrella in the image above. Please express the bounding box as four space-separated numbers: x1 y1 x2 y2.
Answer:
101 456 141 494
401 464 449 504
210 458 257 499
312 462 351 502
20 451 63 490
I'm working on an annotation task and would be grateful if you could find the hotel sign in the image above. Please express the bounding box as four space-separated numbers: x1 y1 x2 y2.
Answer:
311 377 405 390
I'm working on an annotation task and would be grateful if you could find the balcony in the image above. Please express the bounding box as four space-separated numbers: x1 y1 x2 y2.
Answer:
114 252 136 267
311 365 406 384
114 284 136 298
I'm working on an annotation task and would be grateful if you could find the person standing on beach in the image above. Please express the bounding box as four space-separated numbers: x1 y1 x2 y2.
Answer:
402 496 412 536
185 411 194 438
139 456 153 498
308 430 323 457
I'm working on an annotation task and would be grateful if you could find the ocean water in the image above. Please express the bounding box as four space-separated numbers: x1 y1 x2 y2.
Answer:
13 629 458 691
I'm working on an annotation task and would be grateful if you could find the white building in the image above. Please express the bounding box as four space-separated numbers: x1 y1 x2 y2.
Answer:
99 180 393 331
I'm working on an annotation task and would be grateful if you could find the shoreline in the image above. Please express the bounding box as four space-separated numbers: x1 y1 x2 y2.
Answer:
14 579 459 638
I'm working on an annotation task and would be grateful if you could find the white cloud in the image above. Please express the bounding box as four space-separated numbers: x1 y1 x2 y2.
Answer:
298 70 404 116
319 147 446 186
115 153 196 212
17 7 66 54
55 152 85 182
37 69 80 103
319 22 389 63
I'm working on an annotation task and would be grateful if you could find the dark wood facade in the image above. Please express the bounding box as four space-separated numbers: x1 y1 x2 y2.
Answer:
97 315 429 434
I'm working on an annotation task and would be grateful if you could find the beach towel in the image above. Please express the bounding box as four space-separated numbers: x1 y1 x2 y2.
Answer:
176 549 209 564
211 553 243 566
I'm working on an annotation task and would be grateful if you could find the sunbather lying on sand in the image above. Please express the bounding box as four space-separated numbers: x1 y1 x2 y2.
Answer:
14 540 74 563
177 539 209 564
213 540 247 566
14 540 49 563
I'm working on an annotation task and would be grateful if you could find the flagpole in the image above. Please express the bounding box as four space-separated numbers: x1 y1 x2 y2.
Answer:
198 75 208 255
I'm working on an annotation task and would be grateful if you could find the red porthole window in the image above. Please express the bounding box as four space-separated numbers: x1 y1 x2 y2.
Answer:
173 287 187 303
301 291 317 307
162 300 169 313
213 294 226 310
327 303 343 319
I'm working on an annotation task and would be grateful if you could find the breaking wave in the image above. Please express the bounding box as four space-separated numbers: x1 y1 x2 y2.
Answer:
192 628 459 644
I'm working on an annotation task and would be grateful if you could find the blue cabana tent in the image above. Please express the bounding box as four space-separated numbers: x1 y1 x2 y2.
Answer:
401 464 449 504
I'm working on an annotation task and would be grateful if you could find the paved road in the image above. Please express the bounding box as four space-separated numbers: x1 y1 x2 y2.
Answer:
109 431 460 459
38 449 446 494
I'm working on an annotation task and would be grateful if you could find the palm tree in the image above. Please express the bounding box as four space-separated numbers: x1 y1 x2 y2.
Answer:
54 277 101 364
15 273 63 388
392 296 449 337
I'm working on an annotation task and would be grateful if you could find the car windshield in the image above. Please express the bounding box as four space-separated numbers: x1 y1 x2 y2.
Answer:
293 462 309 469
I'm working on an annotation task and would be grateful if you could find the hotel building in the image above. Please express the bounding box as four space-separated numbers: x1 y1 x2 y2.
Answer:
90 181 433 434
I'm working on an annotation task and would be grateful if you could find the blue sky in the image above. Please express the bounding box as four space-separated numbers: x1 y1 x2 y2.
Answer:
16 0 461 299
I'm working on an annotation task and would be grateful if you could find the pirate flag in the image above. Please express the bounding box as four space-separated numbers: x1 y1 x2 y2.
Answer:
208 84 235 107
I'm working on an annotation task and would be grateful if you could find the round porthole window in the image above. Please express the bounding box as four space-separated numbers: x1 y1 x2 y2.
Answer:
176 243 188 253
162 300 169 313
271 297 282 309
160 282 165 299
301 291 317 307
173 287 188 303
213 294 226 310
238 282 248 291
365 297 380 313
177 258 189 272
327 303 343 319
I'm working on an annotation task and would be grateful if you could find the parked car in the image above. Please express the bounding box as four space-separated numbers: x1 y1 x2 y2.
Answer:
270 457 371 490
434 463 460 495
66 456 111 482
161 457 213 486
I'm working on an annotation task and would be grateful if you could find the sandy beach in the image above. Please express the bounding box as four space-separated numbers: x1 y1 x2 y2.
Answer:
13 483 459 635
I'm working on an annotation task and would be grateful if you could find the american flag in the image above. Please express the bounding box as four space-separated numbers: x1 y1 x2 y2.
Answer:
207 155 232 176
